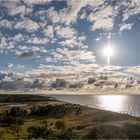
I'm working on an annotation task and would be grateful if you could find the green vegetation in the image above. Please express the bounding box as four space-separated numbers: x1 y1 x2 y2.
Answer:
29 104 80 117
58 128 79 139
0 94 54 103
85 125 127 139
55 120 66 130
0 94 83 139
27 124 53 139
0 94 139 139
85 124 140 139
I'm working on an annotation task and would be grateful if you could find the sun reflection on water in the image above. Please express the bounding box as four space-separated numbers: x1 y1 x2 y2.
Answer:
97 95 126 112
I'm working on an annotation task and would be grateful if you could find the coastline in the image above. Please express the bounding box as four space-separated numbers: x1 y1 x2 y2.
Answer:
0 94 139 139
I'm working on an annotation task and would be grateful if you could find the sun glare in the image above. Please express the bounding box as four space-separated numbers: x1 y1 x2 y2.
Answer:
103 46 114 57
103 44 114 65
98 95 125 112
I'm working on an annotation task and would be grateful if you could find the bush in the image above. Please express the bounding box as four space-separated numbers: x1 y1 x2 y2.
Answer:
76 125 85 130
85 125 127 139
27 124 53 139
123 123 140 139
58 128 79 139
29 104 78 117
55 120 66 130
0 116 24 127
75 107 82 115
7 107 27 117
10 124 21 133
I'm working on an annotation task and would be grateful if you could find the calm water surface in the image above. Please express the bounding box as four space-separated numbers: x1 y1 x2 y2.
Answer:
47 95 140 117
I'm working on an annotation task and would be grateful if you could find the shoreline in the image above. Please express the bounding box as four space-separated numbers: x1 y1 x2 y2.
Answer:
0 93 139 119
0 94 139 139
0 93 140 118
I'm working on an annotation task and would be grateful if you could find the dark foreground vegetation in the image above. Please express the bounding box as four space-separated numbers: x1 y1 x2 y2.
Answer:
0 94 54 103
0 94 139 139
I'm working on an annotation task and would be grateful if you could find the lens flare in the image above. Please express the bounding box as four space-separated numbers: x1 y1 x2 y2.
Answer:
104 46 114 57
103 45 114 65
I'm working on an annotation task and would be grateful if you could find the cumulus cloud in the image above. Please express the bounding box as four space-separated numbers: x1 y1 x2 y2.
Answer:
0 0 139 76
27 37 50 44
13 34 23 41
120 23 133 32
0 1 32 16
122 0 140 21
88 5 116 31
14 18 39 31
0 19 13 28
5 63 14 69
17 51 34 58
24 0 52 5
55 48 95 63
16 46 41 58
56 26 77 39
43 25 54 38
0 33 15 52
45 0 105 26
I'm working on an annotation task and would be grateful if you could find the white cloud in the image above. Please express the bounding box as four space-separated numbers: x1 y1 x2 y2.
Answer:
31 46 40 52
27 37 50 44
0 0 140 77
122 0 140 21
0 19 13 28
0 34 15 51
43 25 54 38
56 26 77 39
13 34 23 41
56 48 95 63
19 45 28 51
0 1 32 16
126 66 140 74
120 23 133 32
5 63 14 69
14 18 39 31
45 0 104 25
88 5 116 31
24 0 52 5
57 35 86 48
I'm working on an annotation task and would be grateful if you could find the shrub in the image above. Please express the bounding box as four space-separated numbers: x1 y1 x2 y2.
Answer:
85 125 128 139
55 120 66 130
75 107 82 115
10 124 21 133
8 107 26 117
123 123 140 139
58 128 79 139
76 125 85 130
27 125 53 139
0 116 24 127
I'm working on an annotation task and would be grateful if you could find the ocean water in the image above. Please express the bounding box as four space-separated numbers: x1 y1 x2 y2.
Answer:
47 95 140 117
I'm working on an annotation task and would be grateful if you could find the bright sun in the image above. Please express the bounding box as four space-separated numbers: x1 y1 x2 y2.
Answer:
103 45 114 65
103 46 114 57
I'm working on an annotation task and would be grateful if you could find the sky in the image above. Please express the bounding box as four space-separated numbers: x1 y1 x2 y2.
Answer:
0 0 140 74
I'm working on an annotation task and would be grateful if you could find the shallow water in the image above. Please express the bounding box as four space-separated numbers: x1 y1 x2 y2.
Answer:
48 95 140 117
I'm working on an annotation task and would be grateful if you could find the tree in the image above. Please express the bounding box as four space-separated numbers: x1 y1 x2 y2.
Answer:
8 107 26 117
